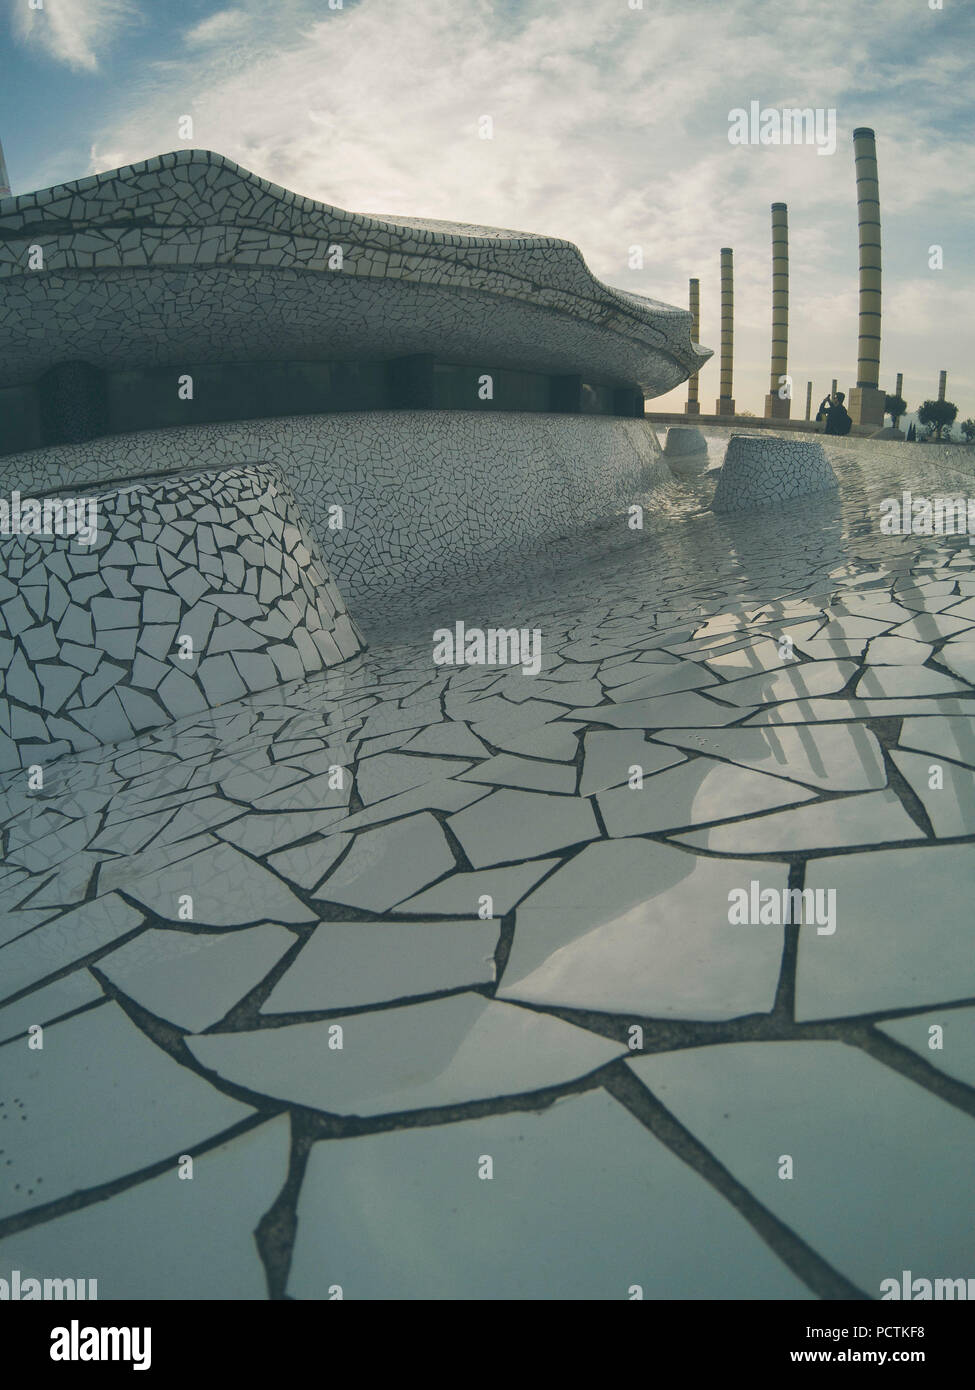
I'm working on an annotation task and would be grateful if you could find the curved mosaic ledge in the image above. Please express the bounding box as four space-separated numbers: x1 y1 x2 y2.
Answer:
712 435 839 513
0 150 711 397
0 411 669 605
0 462 363 771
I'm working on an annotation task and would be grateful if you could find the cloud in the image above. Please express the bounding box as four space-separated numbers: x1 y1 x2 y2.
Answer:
183 8 249 47
12 0 140 73
88 141 130 175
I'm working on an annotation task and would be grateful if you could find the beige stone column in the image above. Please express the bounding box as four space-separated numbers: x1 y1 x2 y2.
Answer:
686 278 701 414
848 128 885 427
764 204 790 419
715 248 735 415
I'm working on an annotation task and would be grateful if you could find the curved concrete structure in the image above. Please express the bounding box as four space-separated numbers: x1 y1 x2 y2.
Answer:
0 150 710 411
711 435 838 513
1 411 668 604
0 462 363 770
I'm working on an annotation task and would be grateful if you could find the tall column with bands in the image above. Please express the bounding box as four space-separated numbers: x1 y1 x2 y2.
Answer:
893 372 905 429
685 278 701 414
764 203 790 419
805 381 813 421
715 248 735 415
938 370 947 402
0 139 11 199
848 127 885 428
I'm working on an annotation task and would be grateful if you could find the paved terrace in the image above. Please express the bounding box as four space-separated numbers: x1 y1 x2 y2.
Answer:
1 431 974 1300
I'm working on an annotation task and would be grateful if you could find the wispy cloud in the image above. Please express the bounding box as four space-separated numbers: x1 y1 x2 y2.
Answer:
12 0 140 73
183 8 249 48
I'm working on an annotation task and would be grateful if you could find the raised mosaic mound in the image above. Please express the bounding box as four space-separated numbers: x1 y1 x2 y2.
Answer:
664 425 708 457
664 425 709 476
0 149 710 400
711 435 839 513
0 462 363 771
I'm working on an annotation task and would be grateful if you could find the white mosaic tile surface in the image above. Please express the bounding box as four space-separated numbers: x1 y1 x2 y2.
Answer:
1 427 974 1299
188 994 623 1116
1 413 671 608
0 462 363 770
287 1090 811 1301
796 845 975 1020
261 919 499 1014
0 1004 254 1221
97 924 295 1033
877 1007 975 1089
0 1117 288 1300
628 1042 975 1298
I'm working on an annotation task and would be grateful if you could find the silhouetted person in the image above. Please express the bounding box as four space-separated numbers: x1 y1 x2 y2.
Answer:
816 391 853 436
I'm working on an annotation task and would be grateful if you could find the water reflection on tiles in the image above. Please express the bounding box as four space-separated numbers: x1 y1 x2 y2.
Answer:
2 433 974 1299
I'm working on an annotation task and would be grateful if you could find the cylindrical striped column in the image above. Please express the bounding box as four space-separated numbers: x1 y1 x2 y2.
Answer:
938 370 947 402
715 248 735 414
854 127 882 390
765 204 790 418
0 138 10 199
686 278 701 414
805 381 813 421
895 372 903 399
831 378 838 397
769 204 789 393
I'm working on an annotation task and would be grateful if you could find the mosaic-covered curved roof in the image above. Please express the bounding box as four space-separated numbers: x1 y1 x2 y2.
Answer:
0 150 711 395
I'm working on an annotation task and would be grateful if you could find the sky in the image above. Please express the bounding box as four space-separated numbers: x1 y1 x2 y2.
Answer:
1 0 972 419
